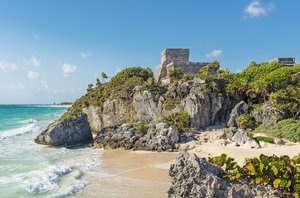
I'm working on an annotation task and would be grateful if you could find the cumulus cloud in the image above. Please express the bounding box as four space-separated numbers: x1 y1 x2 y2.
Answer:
24 56 40 66
61 63 77 74
244 0 274 18
206 50 223 59
80 52 90 59
0 60 18 71
27 71 41 79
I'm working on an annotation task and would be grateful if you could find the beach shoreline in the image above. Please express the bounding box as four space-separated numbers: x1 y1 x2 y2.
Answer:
78 129 300 197
79 149 177 198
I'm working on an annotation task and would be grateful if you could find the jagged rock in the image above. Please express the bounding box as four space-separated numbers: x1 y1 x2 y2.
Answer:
229 129 261 148
93 122 180 151
252 104 286 124
35 113 93 147
168 152 282 198
227 101 249 127
135 123 179 151
222 127 238 139
274 138 286 145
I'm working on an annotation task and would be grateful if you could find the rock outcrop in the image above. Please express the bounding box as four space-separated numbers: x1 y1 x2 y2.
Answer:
35 113 93 147
84 80 235 133
168 152 282 198
252 104 286 124
93 122 180 151
227 101 249 127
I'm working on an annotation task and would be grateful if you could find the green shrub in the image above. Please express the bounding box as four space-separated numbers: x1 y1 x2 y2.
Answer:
269 85 300 118
160 111 190 133
254 119 300 142
237 114 256 130
168 67 184 82
164 99 180 110
134 122 148 134
209 153 300 197
253 136 275 144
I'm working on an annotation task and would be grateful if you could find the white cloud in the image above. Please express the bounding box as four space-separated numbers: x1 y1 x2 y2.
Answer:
80 52 90 59
24 56 40 66
27 71 41 79
244 0 274 18
206 50 223 59
0 60 18 71
33 33 40 40
61 63 77 74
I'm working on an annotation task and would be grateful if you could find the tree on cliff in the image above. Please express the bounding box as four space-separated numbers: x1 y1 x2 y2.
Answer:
101 72 108 83
96 78 102 87
87 83 93 93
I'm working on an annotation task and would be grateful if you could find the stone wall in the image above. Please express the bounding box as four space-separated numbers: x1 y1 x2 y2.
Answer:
155 48 211 84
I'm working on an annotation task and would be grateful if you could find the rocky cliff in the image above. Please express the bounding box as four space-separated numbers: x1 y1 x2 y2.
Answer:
35 60 300 147
83 79 235 133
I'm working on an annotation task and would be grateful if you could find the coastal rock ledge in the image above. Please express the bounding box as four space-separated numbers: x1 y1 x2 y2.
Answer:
35 113 93 147
168 152 282 198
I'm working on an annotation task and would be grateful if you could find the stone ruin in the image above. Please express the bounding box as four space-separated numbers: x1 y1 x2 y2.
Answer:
269 57 296 66
155 48 210 84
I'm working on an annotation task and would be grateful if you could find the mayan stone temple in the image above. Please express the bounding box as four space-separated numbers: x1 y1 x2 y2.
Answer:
155 48 211 84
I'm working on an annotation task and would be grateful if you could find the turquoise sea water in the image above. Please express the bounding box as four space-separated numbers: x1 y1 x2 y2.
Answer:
0 105 103 198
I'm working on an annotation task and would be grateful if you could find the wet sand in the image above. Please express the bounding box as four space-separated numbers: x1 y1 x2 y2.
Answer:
79 149 177 198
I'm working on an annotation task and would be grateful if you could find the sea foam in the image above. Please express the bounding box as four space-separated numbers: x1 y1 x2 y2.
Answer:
25 165 72 194
0 123 38 141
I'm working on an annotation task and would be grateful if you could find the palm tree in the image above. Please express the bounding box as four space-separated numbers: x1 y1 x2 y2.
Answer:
101 72 108 83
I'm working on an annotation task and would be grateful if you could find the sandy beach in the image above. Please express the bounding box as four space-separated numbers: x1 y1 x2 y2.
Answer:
78 130 300 197
79 149 177 198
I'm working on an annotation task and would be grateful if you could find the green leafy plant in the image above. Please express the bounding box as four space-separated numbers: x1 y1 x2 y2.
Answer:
209 153 300 196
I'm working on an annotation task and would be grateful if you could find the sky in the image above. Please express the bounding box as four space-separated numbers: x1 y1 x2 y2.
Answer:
0 0 299 104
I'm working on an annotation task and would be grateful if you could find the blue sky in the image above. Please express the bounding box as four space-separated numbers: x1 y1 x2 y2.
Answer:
0 0 299 104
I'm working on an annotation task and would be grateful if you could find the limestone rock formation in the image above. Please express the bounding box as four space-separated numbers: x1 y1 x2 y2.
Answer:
168 152 282 198
231 129 261 149
35 113 93 147
227 101 249 127
252 104 286 124
84 80 235 133
93 122 180 151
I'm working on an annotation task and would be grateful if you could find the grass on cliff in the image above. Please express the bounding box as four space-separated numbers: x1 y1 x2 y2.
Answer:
62 67 154 119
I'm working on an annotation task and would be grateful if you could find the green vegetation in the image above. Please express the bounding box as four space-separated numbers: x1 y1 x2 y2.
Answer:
253 136 275 144
209 154 300 197
62 67 153 119
237 114 256 130
254 119 300 142
160 111 190 133
163 99 180 110
224 62 300 105
168 67 184 83
124 122 148 135
195 61 220 80
269 85 300 118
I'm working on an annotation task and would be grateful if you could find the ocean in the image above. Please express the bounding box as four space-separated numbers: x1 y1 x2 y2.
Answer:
0 105 103 198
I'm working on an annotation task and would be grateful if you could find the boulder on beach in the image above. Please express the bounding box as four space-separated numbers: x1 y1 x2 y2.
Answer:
35 113 93 147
